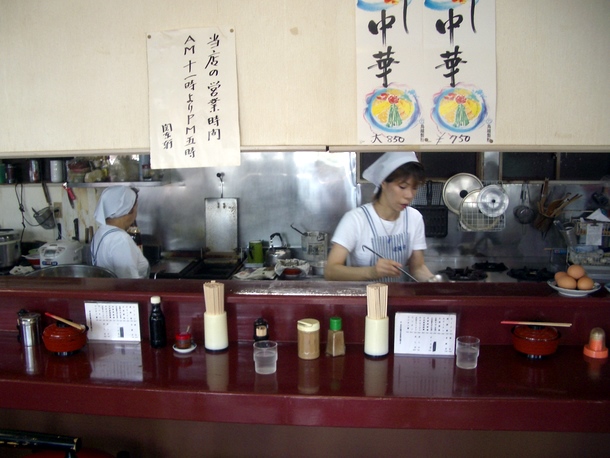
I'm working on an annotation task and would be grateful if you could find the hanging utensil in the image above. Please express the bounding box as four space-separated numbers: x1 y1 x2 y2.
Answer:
290 223 306 236
442 173 483 215
477 184 509 217
538 178 549 213
514 183 536 225
62 182 76 208
42 181 52 207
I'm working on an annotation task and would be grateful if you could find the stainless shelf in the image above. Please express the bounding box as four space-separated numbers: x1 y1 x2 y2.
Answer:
68 181 165 188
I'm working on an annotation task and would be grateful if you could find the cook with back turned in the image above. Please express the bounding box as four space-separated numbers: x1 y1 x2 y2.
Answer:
90 186 149 278
324 152 437 282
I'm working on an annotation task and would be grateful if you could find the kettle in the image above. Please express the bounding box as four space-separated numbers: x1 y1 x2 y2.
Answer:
264 233 292 267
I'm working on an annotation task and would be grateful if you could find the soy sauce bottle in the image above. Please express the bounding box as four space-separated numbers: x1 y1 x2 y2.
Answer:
149 296 167 348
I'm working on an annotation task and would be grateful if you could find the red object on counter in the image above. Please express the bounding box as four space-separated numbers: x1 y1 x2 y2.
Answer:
42 323 87 354
511 325 560 357
175 332 192 349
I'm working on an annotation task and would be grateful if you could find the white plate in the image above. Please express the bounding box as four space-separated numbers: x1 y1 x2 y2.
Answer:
173 343 197 354
547 280 600 297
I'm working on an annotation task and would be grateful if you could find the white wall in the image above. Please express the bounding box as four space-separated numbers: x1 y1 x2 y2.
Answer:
0 0 609 156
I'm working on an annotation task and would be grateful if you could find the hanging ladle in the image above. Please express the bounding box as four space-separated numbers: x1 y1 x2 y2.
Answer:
513 183 536 224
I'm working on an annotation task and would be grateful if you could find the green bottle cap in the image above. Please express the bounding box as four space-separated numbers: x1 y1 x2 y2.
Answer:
329 316 342 331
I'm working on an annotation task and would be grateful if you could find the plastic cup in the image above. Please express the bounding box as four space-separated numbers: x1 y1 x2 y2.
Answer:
455 336 480 369
253 340 278 374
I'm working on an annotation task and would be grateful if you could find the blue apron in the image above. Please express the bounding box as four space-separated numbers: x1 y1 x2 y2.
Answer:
361 206 411 282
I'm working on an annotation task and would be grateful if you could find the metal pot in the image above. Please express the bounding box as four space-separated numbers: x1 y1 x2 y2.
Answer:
264 233 292 267
290 224 328 261
0 230 21 269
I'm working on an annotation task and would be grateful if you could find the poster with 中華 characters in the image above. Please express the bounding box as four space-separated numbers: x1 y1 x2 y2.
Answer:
356 0 496 147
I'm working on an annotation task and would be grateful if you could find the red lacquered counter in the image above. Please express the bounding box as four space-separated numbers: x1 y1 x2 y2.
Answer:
0 277 609 432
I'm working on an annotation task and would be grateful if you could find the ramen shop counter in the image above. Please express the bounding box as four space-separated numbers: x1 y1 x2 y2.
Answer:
0 277 609 432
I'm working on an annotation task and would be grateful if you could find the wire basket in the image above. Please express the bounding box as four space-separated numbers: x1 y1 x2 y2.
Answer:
458 187 506 232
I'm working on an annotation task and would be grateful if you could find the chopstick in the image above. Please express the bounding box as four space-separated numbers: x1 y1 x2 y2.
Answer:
366 283 388 320
44 312 87 331
203 281 225 315
501 320 572 328
362 245 418 282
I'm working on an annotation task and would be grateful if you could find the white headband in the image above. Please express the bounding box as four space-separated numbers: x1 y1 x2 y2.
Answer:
94 186 138 225
362 152 419 187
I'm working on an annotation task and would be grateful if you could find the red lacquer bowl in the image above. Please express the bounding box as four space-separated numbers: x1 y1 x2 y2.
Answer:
511 325 560 358
42 323 88 355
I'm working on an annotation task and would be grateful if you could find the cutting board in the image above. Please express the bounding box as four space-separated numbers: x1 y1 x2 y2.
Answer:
205 198 239 254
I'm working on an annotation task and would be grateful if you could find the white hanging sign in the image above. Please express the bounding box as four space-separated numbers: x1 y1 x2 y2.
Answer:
147 27 241 169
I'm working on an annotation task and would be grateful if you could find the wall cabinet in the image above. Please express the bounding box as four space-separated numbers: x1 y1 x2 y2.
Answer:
1 1 608 158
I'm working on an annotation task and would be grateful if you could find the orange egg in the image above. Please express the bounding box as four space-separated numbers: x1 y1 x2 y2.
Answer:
567 264 586 280
556 275 577 289
577 276 595 290
554 271 568 281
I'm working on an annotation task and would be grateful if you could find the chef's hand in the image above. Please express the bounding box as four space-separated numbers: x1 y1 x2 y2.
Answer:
375 258 402 278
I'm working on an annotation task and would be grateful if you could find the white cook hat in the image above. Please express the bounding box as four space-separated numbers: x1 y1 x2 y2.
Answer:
362 152 419 187
94 186 138 225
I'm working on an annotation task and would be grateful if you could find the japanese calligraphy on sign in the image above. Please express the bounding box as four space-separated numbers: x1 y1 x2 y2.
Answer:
356 0 496 146
147 27 241 169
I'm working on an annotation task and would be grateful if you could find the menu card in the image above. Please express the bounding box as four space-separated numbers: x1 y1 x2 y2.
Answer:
394 312 456 356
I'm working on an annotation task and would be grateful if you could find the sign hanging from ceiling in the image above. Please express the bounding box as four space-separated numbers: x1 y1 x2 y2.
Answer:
356 0 496 147
147 27 241 169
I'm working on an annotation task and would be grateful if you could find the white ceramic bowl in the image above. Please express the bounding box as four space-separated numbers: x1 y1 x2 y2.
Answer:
547 280 601 297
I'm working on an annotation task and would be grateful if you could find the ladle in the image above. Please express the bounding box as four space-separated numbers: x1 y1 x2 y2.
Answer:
290 223 306 236
513 183 536 224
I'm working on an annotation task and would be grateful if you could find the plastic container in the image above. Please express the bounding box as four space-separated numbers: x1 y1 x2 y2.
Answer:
204 311 228 351
297 318 320 360
364 316 389 357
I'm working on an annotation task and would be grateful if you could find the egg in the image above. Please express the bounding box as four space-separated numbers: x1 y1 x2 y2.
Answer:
577 276 595 290
556 275 577 289
567 264 586 280
554 271 568 281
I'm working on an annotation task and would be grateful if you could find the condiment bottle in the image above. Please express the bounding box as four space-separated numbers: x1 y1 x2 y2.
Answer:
149 296 167 348
175 330 192 350
253 317 269 341
128 221 143 251
325 316 345 357
297 318 320 360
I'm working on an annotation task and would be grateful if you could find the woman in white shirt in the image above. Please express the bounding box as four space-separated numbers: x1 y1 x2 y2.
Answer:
91 186 149 279
325 152 436 282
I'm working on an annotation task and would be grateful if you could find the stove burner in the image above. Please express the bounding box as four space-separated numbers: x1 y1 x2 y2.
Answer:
506 267 555 282
438 267 488 282
472 261 508 272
